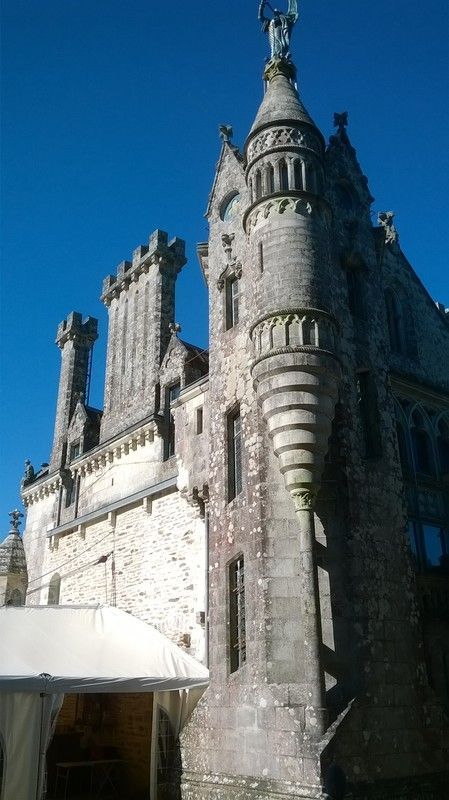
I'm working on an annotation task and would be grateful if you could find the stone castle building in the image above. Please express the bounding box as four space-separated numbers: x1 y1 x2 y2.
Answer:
15 5 449 799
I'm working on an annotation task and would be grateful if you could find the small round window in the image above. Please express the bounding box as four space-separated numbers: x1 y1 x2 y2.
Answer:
221 192 240 222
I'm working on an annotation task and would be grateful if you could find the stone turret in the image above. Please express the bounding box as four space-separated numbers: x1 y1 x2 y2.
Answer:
100 229 186 441
245 60 341 734
245 60 340 510
0 510 28 606
50 312 98 471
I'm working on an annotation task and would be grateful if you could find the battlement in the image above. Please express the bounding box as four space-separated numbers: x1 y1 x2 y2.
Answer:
55 312 98 349
101 229 186 306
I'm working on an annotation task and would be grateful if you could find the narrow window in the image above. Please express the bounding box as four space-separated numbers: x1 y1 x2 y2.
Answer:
279 159 289 191
65 475 75 507
196 407 204 435
255 171 262 200
228 408 243 501
225 276 240 330
356 371 382 458
69 441 81 462
258 241 264 273
164 382 180 459
266 164 275 193
294 159 303 190
229 555 246 673
48 574 61 605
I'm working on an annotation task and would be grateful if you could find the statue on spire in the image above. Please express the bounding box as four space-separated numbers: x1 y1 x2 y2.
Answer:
258 1 299 62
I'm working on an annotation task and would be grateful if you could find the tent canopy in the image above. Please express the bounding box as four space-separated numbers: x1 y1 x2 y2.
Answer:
0 604 209 693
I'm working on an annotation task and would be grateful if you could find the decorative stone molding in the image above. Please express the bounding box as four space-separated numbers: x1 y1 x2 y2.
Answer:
291 488 318 510
245 194 317 234
247 126 321 165
250 308 338 360
70 419 160 479
263 56 297 84
21 475 61 507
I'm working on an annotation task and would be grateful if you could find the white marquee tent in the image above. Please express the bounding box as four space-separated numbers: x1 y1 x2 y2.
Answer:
0 605 209 800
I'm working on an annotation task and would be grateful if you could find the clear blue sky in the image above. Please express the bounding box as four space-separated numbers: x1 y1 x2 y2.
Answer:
1 0 448 537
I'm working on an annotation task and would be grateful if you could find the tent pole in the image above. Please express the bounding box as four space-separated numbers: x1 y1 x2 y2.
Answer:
35 692 46 800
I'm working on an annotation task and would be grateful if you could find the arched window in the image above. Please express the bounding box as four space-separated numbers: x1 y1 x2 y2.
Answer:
248 179 253 204
266 164 275 194
437 417 449 476
254 171 262 200
293 160 303 190
48 573 61 606
279 159 288 191
410 410 435 476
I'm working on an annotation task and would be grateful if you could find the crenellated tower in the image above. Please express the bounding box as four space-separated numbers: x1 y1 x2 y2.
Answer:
50 312 98 471
100 229 186 441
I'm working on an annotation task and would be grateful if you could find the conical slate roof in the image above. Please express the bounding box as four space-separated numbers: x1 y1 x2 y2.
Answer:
248 73 317 138
0 532 28 577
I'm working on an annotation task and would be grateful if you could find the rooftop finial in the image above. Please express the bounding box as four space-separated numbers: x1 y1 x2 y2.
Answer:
219 125 233 143
258 0 299 62
9 509 24 534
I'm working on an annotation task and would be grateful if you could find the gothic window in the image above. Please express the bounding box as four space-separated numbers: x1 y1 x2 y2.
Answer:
410 410 435 476
255 171 262 200
293 159 303 190
279 159 289 191
225 276 240 330
227 407 242 501
164 382 180 459
302 318 317 346
229 555 246 673
266 163 275 194
48 574 61 605
356 371 382 458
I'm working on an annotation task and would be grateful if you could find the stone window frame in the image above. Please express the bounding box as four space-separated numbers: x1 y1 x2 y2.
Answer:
384 286 418 361
163 381 181 461
228 553 246 674
226 404 243 503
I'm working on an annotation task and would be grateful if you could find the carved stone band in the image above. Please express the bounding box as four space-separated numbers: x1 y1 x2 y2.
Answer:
291 488 318 511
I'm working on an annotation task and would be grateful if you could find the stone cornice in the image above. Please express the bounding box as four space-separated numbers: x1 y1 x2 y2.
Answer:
69 416 163 478
21 474 61 507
